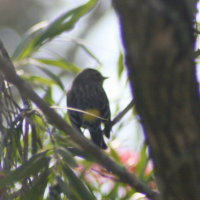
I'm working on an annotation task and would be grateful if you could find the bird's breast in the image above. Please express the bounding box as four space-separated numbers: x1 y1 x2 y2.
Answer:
82 109 100 122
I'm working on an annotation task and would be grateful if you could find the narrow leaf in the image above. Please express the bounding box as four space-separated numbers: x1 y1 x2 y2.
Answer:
36 58 81 72
21 169 49 200
12 0 98 60
12 21 48 60
39 67 64 90
117 51 124 79
23 75 57 86
63 165 96 200
136 145 149 180
57 147 78 167
0 152 49 187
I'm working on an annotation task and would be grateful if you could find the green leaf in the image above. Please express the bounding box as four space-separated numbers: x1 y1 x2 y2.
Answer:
117 51 124 79
57 177 71 197
78 44 101 65
121 188 136 200
12 0 98 61
54 134 95 161
35 58 81 72
105 183 120 200
109 146 121 163
30 115 46 154
136 144 149 180
43 87 55 105
39 67 64 90
21 169 49 200
57 147 78 168
35 0 98 46
31 123 38 155
12 21 48 60
67 147 95 161
12 121 23 162
23 75 57 86
63 165 96 200
0 152 49 187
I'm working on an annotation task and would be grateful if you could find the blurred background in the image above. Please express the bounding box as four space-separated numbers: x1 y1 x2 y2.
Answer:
0 0 144 151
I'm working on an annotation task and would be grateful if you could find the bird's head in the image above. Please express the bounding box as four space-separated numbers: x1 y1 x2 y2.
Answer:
73 68 108 86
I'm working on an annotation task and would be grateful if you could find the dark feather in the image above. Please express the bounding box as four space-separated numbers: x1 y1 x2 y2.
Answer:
67 68 111 149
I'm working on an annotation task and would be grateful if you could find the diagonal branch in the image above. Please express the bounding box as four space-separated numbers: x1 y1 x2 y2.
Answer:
0 41 160 200
111 99 135 126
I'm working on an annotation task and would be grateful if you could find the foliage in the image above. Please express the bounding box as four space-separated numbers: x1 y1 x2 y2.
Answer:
0 0 155 199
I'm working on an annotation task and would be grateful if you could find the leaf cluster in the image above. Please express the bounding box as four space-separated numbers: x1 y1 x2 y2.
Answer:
0 1 155 199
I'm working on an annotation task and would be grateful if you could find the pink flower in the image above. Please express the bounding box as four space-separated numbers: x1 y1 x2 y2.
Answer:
117 148 139 172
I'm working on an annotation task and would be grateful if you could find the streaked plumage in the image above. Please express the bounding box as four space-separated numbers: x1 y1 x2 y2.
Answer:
67 68 111 149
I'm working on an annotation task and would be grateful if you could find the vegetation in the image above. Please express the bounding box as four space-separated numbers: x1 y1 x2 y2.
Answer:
0 0 199 199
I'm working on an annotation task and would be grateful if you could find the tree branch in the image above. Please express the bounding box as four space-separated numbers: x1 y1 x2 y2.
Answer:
111 99 135 126
0 40 160 200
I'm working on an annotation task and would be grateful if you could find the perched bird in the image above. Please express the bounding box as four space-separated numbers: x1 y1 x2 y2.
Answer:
67 68 111 149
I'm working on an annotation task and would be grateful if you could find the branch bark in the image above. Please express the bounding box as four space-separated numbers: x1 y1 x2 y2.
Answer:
0 41 159 200
113 0 200 200
111 99 135 126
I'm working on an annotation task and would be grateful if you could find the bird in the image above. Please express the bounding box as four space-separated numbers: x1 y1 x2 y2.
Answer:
67 68 111 149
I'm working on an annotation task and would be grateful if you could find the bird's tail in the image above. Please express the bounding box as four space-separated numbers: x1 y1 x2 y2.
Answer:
89 127 107 149
103 121 111 138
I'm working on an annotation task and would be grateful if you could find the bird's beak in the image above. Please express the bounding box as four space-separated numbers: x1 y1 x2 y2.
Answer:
103 76 109 80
